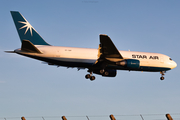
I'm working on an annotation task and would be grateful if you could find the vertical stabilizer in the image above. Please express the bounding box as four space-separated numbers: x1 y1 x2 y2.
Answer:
10 11 50 45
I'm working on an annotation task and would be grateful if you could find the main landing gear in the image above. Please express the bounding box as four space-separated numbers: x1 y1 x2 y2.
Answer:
85 71 96 81
100 69 109 76
160 71 165 80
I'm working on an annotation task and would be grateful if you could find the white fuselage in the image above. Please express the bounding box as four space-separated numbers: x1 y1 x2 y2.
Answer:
15 45 177 72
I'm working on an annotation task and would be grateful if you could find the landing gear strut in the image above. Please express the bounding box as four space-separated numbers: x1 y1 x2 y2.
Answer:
85 71 96 81
160 71 165 80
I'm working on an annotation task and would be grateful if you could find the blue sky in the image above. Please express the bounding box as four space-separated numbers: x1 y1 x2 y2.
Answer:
0 0 180 120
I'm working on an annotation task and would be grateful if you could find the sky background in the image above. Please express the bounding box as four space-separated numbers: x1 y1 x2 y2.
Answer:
0 0 180 120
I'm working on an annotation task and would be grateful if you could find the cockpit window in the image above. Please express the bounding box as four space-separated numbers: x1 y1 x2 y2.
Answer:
169 58 172 60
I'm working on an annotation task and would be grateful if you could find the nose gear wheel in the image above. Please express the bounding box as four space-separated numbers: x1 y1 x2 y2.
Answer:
160 71 165 80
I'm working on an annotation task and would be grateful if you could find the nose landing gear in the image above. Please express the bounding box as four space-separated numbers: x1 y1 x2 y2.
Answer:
160 71 165 80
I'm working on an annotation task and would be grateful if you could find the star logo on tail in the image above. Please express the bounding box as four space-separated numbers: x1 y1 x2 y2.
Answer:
18 20 33 36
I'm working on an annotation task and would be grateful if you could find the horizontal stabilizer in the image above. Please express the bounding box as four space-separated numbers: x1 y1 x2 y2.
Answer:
21 40 42 53
4 51 15 53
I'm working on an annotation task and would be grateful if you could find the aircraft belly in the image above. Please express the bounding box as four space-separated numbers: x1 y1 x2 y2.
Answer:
107 65 171 72
53 57 96 63
16 52 96 68
51 57 96 67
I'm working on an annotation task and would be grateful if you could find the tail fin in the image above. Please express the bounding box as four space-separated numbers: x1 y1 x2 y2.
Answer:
10 11 50 45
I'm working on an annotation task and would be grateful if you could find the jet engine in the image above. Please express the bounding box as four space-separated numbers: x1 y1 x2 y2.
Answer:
116 59 140 69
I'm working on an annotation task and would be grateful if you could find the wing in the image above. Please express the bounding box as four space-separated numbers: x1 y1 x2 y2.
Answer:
99 34 123 59
93 34 123 69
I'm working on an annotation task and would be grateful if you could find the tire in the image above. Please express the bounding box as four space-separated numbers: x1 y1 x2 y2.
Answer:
85 74 91 79
104 71 109 76
100 69 104 74
90 76 95 81
160 77 164 80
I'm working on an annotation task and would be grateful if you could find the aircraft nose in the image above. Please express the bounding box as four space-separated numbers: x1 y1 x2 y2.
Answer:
171 61 177 69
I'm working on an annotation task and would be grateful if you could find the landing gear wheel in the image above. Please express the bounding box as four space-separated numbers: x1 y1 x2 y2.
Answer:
160 76 164 80
85 74 91 79
100 69 104 74
86 69 96 81
160 71 165 80
104 71 109 76
90 76 95 81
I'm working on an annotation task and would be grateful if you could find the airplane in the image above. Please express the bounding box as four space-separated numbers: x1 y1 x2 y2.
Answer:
6 11 177 81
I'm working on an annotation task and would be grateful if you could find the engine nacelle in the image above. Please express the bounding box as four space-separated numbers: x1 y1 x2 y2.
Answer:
116 59 140 69
93 69 117 77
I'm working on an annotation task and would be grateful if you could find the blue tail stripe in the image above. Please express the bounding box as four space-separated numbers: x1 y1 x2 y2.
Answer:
11 11 50 46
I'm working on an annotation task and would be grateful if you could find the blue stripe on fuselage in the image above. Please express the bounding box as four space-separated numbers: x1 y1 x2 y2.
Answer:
107 65 171 72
